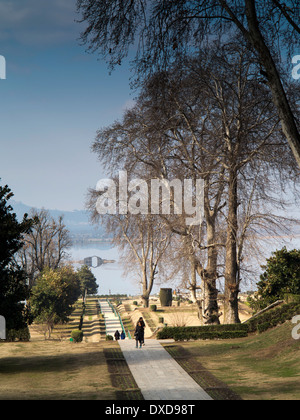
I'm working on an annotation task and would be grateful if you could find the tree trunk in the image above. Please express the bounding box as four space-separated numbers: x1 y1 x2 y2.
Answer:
224 169 241 324
205 276 221 325
189 258 203 325
202 212 221 325
141 295 149 308
245 0 300 169
141 266 149 308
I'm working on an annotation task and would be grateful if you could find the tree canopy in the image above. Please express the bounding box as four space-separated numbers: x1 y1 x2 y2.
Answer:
0 182 33 332
250 247 300 310
77 264 98 297
77 0 300 168
30 266 81 338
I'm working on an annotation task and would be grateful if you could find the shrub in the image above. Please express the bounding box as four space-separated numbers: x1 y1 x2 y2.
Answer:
159 317 164 324
18 327 30 342
284 294 300 304
71 330 83 343
150 305 157 312
246 302 300 333
257 323 269 334
106 334 114 341
133 301 138 306
5 327 30 342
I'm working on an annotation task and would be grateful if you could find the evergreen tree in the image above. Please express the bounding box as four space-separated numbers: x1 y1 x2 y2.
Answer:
77 265 98 298
249 247 300 310
0 182 33 333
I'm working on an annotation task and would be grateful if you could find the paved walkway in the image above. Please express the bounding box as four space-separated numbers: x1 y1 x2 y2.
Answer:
119 339 212 400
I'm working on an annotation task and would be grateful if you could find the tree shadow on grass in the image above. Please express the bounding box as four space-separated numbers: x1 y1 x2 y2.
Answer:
0 348 108 375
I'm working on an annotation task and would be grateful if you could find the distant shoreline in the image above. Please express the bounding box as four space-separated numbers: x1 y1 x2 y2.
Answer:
70 238 112 246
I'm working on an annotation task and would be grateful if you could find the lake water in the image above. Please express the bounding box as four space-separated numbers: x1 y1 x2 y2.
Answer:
69 243 141 296
69 236 300 297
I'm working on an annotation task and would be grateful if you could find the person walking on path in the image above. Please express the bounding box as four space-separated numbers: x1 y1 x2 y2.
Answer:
136 317 145 346
114 330 120 341
134 321 144 348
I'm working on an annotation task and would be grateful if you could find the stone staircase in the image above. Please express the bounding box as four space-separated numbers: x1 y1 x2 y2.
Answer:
98 299 125 338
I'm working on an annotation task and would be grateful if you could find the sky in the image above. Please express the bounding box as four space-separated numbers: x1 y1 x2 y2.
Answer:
0 0 135 212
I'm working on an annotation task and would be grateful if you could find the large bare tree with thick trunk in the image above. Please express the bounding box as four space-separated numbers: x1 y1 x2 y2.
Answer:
89 43 300 323
77 0 300 168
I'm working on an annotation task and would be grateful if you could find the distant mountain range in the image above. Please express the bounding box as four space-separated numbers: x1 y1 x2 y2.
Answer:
10 200 106 237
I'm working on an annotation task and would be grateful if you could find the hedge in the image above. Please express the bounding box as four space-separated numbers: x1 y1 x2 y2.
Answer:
284 294 300 304
157 324 249 341
4 327 30 342
246 302 300 333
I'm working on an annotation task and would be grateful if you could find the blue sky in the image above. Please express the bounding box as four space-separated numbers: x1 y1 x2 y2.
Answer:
0 0 135 211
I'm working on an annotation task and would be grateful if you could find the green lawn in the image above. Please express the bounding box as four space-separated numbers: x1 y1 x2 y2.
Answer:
163 321 300 400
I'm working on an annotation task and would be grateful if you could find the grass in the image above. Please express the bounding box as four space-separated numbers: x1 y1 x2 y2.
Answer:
0 340 112 400
2 298 299 400
0 340 143 400
163 320 300 400
0 297 143 400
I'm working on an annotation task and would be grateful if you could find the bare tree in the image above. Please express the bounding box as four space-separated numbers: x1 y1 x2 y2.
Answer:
91 56 227 324
87 178 172 307
181 45 299 323
18 209 71 288
77 0 300 168
90 42 300 323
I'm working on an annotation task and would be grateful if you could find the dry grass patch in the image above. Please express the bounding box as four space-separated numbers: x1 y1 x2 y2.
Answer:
0 340 139 400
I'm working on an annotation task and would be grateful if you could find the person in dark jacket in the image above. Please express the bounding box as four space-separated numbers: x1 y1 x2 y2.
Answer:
136 317 145 345
134 321 144 348
114 330 120 341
